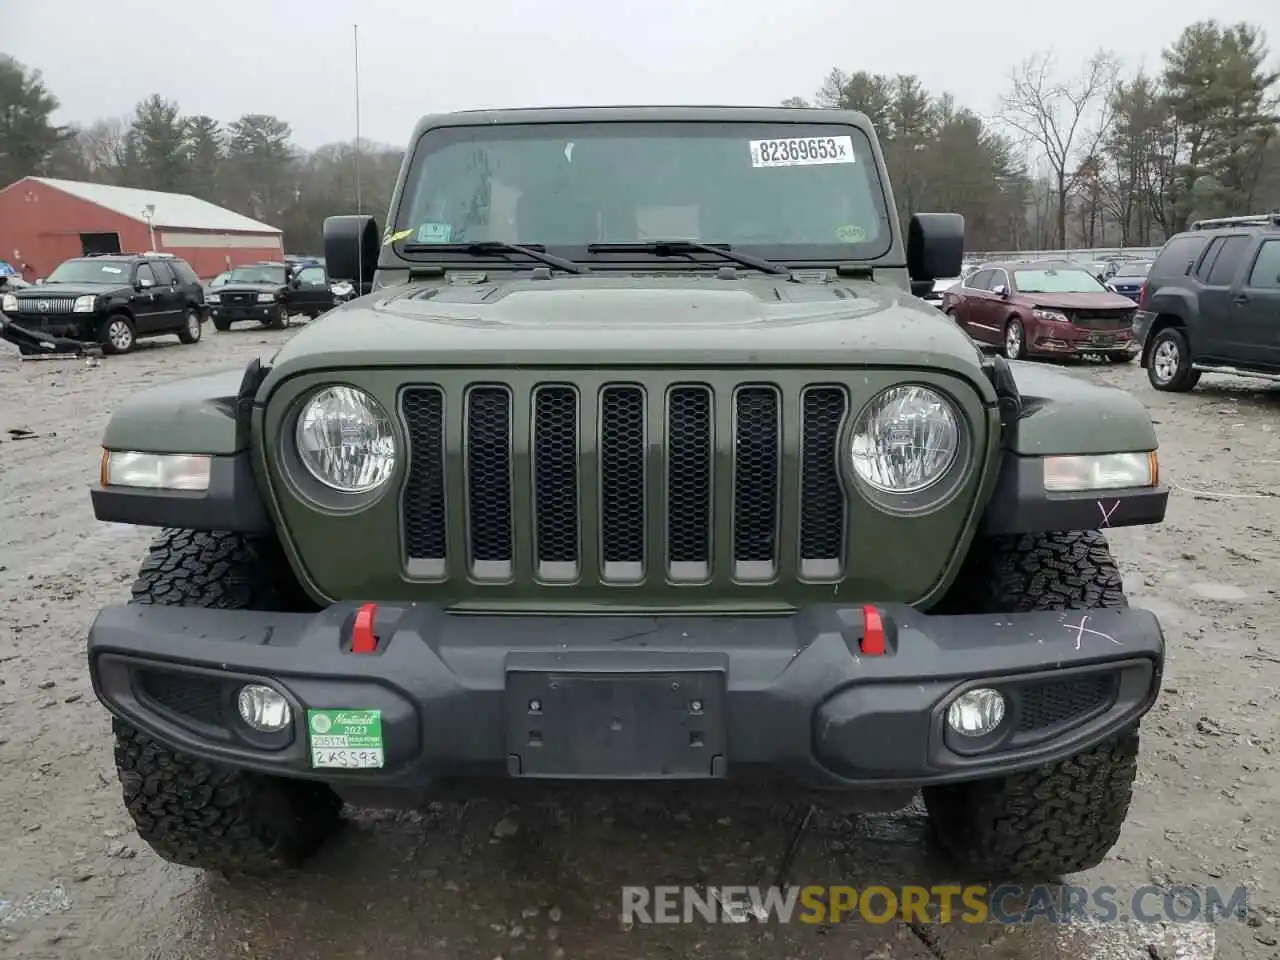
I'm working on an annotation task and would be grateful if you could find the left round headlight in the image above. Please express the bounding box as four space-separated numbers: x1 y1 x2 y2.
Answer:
850 385 961 494
295 385 397 493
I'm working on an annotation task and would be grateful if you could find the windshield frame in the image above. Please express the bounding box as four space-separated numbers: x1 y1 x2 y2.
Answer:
45 258 134 284
227 264 287 285
1011 267 1109 294
390 119 897 267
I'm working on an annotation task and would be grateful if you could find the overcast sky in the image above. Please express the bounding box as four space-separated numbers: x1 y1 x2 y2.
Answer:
6 0 1278 149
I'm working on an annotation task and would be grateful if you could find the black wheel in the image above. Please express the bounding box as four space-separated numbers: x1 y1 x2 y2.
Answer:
212 316 232 332
261 306 288 330
99 314 136 355
923 531 1138 879
1146 326 1200 392
176 307 202 344
1002 318 1026 360
114 529 340 875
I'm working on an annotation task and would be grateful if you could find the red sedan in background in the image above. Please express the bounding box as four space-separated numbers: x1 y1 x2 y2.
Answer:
939 260 1140 363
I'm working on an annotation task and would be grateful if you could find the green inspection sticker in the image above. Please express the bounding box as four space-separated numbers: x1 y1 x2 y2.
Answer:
308 709 384 769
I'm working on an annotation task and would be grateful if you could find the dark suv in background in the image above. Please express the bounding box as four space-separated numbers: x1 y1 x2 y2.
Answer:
0 253 206 355
1135 214 1280 391
206 261 335 331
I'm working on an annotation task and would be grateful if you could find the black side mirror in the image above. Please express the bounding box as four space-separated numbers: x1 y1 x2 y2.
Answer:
324 215 379 285
907 213 964 283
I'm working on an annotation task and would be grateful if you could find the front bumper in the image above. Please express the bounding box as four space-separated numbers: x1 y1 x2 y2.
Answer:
1030 329 1138 357
210 302 281 323
0 312 94 342
88 601 1164 790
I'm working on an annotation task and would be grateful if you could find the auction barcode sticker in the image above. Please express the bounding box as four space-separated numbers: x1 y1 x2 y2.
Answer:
308 709 385 769
749 136 856 168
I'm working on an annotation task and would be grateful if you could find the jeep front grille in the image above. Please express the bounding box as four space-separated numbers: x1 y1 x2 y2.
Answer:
16 297 76 314
399 380 849 586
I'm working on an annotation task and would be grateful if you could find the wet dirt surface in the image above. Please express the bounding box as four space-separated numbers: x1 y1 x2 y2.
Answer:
2 327 1279 959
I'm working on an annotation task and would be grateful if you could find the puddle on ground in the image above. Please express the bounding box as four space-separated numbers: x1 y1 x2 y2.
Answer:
1188 582 1249 602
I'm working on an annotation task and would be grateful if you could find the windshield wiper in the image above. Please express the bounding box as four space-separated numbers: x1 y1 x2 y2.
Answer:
402 241 590 274
586 240 792 276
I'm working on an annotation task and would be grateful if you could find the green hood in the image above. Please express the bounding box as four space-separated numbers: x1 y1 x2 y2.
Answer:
262 276 989 388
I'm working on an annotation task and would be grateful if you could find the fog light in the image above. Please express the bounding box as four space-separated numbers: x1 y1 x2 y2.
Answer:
946 688 1006 737
237 684 292 732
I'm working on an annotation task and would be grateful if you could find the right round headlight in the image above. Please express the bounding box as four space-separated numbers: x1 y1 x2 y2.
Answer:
850 385 961 494
295 385 397 493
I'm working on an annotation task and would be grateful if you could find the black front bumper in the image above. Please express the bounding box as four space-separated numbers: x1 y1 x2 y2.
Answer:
87 601 1163 790
1 313 94 343
211 303 280 322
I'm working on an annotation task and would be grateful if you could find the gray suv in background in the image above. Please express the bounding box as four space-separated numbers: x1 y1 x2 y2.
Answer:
1135 214 1280 391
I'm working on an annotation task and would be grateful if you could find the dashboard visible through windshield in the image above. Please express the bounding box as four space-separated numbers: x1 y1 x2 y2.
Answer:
391 121 893 263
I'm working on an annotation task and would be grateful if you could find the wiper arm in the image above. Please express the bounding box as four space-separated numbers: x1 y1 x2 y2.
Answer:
401 240 590 274
587 240 792 276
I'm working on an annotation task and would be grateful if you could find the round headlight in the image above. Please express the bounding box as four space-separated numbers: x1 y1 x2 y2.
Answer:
850 385 960 494
295 385 397 493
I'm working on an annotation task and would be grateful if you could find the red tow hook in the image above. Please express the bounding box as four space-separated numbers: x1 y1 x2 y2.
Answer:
350 603 379 654
860 604 886 656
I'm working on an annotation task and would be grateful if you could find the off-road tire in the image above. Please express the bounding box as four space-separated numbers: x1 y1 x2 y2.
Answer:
114 529 340 874
922 531 1138 879
1146 326 1200 392
261 306 288 330
212 316 232 332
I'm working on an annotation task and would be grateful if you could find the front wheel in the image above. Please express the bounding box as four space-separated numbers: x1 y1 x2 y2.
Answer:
923 531 1138 878
176 308 202 344
99 314 136 355
114 530 341 874
1147 327 1200 392
1003 318 1026 360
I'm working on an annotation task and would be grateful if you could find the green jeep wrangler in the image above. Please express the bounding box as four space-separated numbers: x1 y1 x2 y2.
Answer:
87 106 1168 879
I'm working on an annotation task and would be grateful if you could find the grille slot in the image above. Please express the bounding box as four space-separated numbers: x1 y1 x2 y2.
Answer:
533 386 580 582
402 387 447 577
666 386 713 582
599 385 646 583
465 386 514 580
398 377 852 587
732 386 781 581
799 387 848 579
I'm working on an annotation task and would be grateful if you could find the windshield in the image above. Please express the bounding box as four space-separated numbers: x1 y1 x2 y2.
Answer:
1113 262 1152 278
228 264 287 284
393 121 892 261
1013 268 1107 294
46 259 131 284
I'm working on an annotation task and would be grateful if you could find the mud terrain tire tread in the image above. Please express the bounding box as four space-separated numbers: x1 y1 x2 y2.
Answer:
115 529 338 874
923 530 1136 878
114 721 342 874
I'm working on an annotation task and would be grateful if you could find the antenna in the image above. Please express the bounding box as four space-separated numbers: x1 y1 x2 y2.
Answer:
353 22 364 291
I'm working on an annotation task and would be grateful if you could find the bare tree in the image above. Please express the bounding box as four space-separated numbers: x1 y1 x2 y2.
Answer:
1000 50 1120 248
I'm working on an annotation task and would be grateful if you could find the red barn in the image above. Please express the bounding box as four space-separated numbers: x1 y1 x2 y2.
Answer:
0 177 284 280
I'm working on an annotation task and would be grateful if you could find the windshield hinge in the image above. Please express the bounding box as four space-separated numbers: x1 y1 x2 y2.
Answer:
408 265 446 281
835 265 873 280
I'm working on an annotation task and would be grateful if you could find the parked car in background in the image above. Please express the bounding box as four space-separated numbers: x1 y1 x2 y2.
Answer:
206 260 336 330
939 260 1139 362
1106 261 1152 302
1135 213 1280 391
0 253 206 355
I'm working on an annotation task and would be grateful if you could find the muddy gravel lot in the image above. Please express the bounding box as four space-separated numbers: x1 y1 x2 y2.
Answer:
2 325 1279 960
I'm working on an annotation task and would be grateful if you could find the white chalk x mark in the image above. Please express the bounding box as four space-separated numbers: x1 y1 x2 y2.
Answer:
1065 614 1120 651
